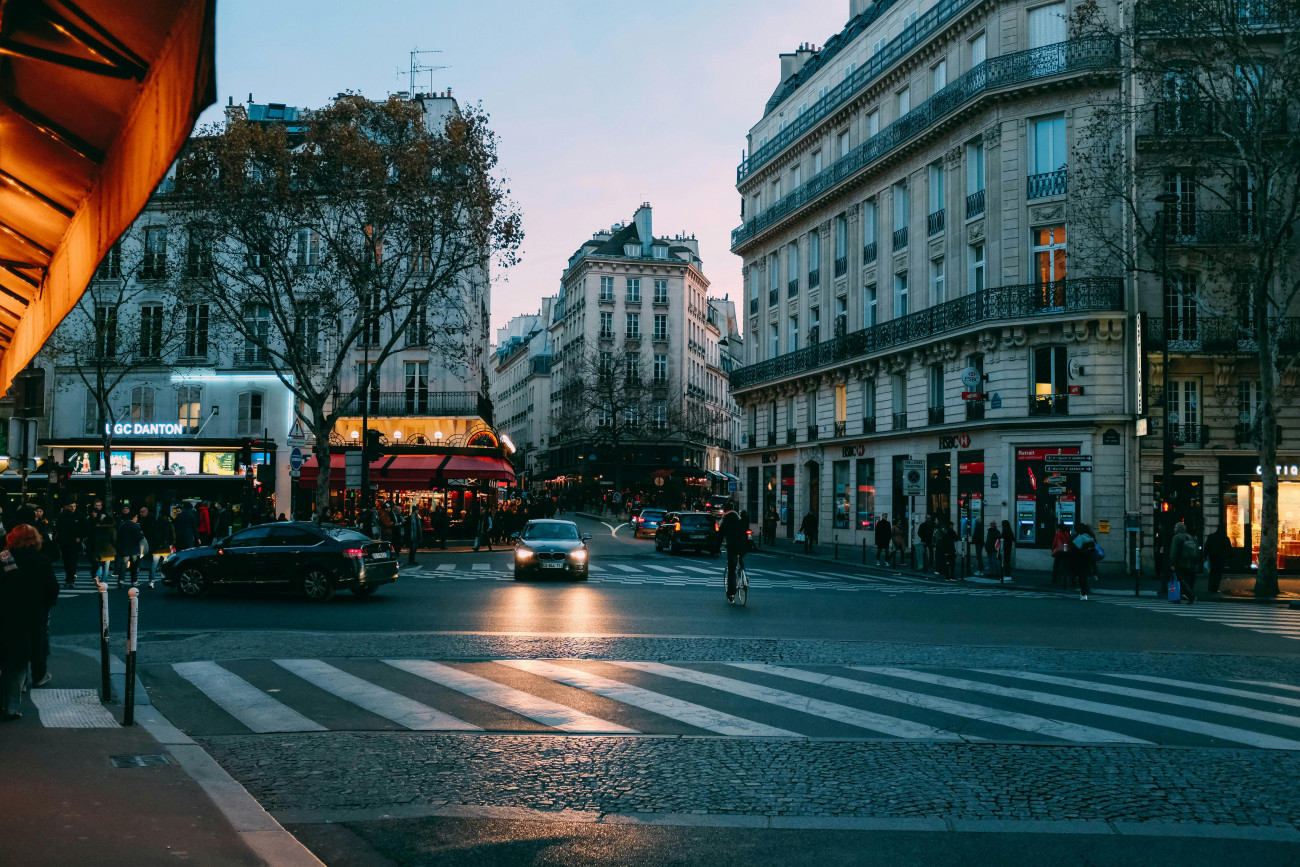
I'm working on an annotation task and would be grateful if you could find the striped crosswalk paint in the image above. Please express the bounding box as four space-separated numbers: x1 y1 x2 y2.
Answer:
608 661 966 741
609 564 643 574
729 663 1150 744
856 667 1300 750
472 563 492 572
1101 673 1300 709
173 661 326 733
497 659 798 737
1235 680 1300 695
436 563 455 572
382 660 635 733
274 659 479 731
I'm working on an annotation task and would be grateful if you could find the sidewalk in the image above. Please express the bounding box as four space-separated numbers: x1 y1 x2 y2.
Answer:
0 645 318 866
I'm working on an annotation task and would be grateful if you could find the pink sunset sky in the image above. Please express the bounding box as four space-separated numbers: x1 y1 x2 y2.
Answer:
200 0 849 335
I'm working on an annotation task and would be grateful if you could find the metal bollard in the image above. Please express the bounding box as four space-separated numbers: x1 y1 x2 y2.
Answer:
834 540 839 560
862 538 867 564
97 579 110 702
122 587 138 726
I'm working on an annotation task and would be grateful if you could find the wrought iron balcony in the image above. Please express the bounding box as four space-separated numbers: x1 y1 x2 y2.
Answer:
808 268 821 288
862 416 876 434
966 401 985 421
732 36 1119 250
1168 423 1210 448
928 405 945 425
892 227 908 251
767 431 777 447
730 277 1123 391
835 256 848 277
769 288 779 307
891 412 907 431
1144 316 1300 354
834 315 847 338
1146 99 1289 137
863 242 877 264
965 189 985 219
337 391 485 418
598 292 615 304
787 428 798 445
1136 0 1293 32
1027 168 1068 200
834 420 848 437
1029 394 1070 417
807 424 819 441
1156 210 1259 245
807 326 821 346
1235 423 1284 446
789 278 800 298
927 208 946 236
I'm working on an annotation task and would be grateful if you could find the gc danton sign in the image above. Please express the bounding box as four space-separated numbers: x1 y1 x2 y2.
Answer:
105 422 185 436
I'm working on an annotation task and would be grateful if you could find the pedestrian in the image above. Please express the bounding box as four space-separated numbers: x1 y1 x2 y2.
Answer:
54 501 82 588
115 510 145 588
1203 525 1232 594
82 499 102 565
1070 522 1098 601
32 506 52 547
150 505 175 582
1050 522 1072 588
874 513 892 565
174 500 198 550
214 501 233 539
433 505 449 550
406 504 423 565
999 519 1015 580
474 508 492 552
984 521 1000 578
918 514 936 573
0 524 60 718
890 520 906 568
92 512 116 583
799 511 816 553
196 501 212 546
936 518 957 580
1170 521 1200 604
971 519 985 576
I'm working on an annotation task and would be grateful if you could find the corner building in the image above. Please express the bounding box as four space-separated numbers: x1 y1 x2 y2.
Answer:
730 0 1128 572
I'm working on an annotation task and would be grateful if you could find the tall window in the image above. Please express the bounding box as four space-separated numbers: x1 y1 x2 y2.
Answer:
138 305 164 359
95 305 118 358
1028 2 1066 47
897 86 910 115
1033 346 1067 399
600 276 615 301
788 313 799 352
967 142 985 193
401 363 427 415
1164 171 1198 239
1031 116 1067 174
812 150 823 174
243 304 270 363
971 32 987 66
835 214 847 273
892 374 906 426
892 183 909 235
768 252 779 298
929 363 945 408
177 387 201 435
867 109 879 136
407 305 430 346
835 383 847 425
928 161 945 231
969 244 985 294
653 404 667 429
861 380 876 421
838 129 850 157
1031 226 1067 288
295 228 320 268
654 313 668 340
788 241 800 290
862 199 876 254
599 311 613 338
625 351 640 384
626 278 641 302
1238 380 1260 426
185 229 211 278
930 258 945 306
1168 379 1200 437
130 387 155 424
894 271 909 318
653 353 668 383
95 242 121 280
626 312 640 337
769 323 779 359
932 58 947 91
142 227 167 279
598 351 615 377
84 392 101 435
806 388 818 429
183 303 209 358
809 230 820 280
1166 273 1199 344
653 279 669 303
360 293 380 346
597 405 612 428
865 283 878 326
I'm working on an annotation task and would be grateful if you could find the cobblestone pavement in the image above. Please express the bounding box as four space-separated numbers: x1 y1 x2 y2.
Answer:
203 733 1300 830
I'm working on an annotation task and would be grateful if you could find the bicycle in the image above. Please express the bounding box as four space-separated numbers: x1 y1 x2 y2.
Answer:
731 554 748 607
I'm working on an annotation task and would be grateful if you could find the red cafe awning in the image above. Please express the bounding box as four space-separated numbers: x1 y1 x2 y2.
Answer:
0 0 217 393
298 454 516 490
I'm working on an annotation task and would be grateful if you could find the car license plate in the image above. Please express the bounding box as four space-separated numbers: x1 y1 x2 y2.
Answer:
541 562 564 569
370 551 388 559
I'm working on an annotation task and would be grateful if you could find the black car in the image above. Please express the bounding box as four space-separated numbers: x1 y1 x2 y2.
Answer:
654 511 718 555
513 519 591 580
160 522 397 601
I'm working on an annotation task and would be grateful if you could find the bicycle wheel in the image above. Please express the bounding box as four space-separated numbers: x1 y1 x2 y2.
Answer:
734 567 748 607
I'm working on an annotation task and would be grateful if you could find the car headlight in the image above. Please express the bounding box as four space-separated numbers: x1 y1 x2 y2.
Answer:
569 548 587 563
515 548 534 560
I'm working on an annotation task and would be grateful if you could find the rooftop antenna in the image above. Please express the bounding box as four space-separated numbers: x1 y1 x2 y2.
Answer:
404 47 449 97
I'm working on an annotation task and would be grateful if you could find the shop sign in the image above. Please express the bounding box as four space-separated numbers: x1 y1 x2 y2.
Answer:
958 462 985 475
938 434 971 450
105 422 185 436
842 444 869 457
990 393 1002 409
1098 520 1110 534
902 460 925 495
961 367 982 389
1258 464 1300 477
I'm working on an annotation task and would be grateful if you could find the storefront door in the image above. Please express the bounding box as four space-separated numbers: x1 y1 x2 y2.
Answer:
781 464 795 538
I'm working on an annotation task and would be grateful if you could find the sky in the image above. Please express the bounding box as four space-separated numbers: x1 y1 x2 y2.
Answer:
201 0 848 336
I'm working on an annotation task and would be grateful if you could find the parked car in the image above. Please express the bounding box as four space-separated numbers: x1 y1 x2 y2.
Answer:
514 519 591 580
160 522 397 601
632 508 668 539
654 511 718 555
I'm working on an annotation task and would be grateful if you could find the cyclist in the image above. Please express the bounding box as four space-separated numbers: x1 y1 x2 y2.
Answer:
714 508 750 602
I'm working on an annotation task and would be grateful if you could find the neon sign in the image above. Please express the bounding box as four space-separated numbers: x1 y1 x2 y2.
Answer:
105 423 185 436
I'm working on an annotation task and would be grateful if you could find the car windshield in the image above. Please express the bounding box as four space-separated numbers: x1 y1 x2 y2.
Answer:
324 528 371 542
679 515 712 528
522 523 580 541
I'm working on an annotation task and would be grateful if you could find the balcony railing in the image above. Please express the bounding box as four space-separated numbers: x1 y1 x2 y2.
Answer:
927 208 946 236
965 189 985 219
892 412 907 430
835 256 848 277
732 36 1119 249
731 277 1123 390
1136 0 1294 32
808 268 821 288
769 288 779 307
892 227 908 251
1144 316 1300 354
1236 423 1284 446
789 278 800 298
807 425 819 441
863 242 877 265
337 391 485 418
966 401 985 421
1026 168 1068 199
767 431 777 447
1029 394 1070 416
787 428 798 445
807 326 820 346
1157 210 1259 245
862 416 876 434
928 405 945 425
1168 423 1210 448
834 315 847 338
834 420 848 437
1147 99 1289 138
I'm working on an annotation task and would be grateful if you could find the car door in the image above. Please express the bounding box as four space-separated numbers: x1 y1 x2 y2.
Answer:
266 526 325 583
215 526 276 583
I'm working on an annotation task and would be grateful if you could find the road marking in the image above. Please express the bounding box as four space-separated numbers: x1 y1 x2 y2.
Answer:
1101 674 1300 709
730 664 1149 744
1235 680 1300 694
610 522 630 536
609 564 643 574
644 566 679 574
858 668 1300 750
497 659 798 738
674 565 717 576
609 661 966 741
383 660 635 733
274 659 479 731
173 661 326 733
975 670 1300 731
472 563 492 572
436 564 455 572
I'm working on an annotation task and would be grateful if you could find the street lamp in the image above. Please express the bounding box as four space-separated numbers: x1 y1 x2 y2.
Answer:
1154 190 1180 580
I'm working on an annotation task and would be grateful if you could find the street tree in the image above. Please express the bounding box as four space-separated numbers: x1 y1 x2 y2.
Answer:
42 227 181 510
1070 0 1300 595
168 94 521 521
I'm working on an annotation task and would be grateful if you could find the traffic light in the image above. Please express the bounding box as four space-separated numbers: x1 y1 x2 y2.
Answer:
363 428 384 463
240 440 253 466
1165 445 1187 476
256 464 274 485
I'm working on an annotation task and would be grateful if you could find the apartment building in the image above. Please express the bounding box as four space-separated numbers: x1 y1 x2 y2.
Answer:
491 299 556 490
730 0 1130 572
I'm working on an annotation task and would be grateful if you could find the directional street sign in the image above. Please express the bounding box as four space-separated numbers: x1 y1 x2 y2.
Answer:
345 450 362 489
1048 485 1065 495
1044 454 1093 472
1045 474 1065 485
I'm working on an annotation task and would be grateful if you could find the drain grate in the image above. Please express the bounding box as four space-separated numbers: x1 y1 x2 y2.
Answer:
110 754 170 768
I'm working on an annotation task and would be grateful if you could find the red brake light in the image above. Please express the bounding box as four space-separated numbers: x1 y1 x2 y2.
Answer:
345 548 365 560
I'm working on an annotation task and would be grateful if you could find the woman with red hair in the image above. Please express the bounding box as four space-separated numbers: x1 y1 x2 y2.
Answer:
0 525 60 720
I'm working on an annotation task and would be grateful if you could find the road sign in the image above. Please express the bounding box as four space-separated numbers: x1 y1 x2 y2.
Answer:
961 366 981 389
287 419 306 444
990 393 1002 409
902 459 925 495
728 481 738 493
345 450 362 488
1045 474 1065 485
961 391 985 401
289 447 305 471
290 468 301 479
1044 454 1093 469
1048 485 1065 495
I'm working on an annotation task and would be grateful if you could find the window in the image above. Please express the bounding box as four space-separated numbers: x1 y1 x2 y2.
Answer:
894 271 909 318
183 303 209 358
892 374 906 425
862 200 876 251
1238 380 1260 426
1031 226 1067 287
967 142 985 193
753 192 762 215
833 461 850 529
788 241 800 291
130 386 155 424
844 61 857 79
1164 171 1198 239
928 161 945 232
838 130 850 158
653 353 668 383
94 305 117 358
1033 346 1067 398
1166 273 1199 344
243 304 270 363
95 242 121 280
355 361 380 414
138 305 164 359
600 276 615 301
835 294 848 337
653 279 668 303
835 214 848 275
654 314 668 340
598 351 615 377
142 227 167 279
178 387 201 435
812 150 823 174
625 352 640 384
295 228 320 268
930 258 945 306
862 380 876 420
623 243 640 257
626 312 640 337
84 392 101 435
653 404 667 429
1168 379 1200 437
809 231 820 281
769 252 780 298
748 405 757 441
405 362 429 413
626 278 641 302
865 283 878 326
817 85 829 101
185 229 211 278
788 313 799 352
864 111 879 140
810 305 820 344
932 59 947 91
600 311 613 338
625 405 641 428
969 244 985 294
598 405 612 428
406 305 430 346
360 293 380 346
806 388 818 428
929 363 945 408
835 383 847 425
856 459 876 530
772 179 782 202
1031 116 1067 174
1028 2 1066 48
892 183 909 232
971 32 987 66
897 86 910 115
872 36 886 55
790 164 801 189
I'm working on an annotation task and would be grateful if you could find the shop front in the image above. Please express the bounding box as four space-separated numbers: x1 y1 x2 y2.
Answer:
1013 446 1084 549
1219 456 1300 573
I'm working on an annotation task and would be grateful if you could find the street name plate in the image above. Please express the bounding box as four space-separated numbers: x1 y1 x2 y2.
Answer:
1048 485 1065 495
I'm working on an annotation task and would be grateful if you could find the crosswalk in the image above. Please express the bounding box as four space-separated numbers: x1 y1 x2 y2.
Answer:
1097 597 1300 642
140 658 1300 749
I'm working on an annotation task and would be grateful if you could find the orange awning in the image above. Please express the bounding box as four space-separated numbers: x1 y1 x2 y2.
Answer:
299 454 516 490
0 0 217 393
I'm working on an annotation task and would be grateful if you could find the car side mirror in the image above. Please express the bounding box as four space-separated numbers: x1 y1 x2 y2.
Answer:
511 533 520 541
582 533 592 541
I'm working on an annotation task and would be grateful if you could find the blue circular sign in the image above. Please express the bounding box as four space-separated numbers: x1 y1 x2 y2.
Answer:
289 447 304 471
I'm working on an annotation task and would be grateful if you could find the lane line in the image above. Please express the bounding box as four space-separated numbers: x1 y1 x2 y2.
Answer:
382 660 635 733
274 659 479 731
856 667 1300 750
1100 674 1300 709
609 661 966 741
730 663 1149 744
1235 680 1300 695
496 660 798 738
173 661 326 733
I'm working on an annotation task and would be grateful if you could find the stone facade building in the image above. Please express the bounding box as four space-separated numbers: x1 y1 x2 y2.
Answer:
491 300 556 489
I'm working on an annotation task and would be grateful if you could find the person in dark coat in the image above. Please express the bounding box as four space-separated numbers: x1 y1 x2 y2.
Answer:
715 509 751 601
999 520 1015 580
984 521 1001 577
54 502 82 588
874 514 892 565
432 506 449 549
918 515 936 573
0 524 60 717
92 512 117 583
406 504 423 565
116 512 145 587
1203 526 1232 594
935 518 958 581
174 501 199 550
799 512 817 553
971 519 985 576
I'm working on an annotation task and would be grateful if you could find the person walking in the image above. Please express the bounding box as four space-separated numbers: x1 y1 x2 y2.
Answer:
936 518 957 581
433 506 449 550
214 501 233 540
196 501 212 546
1169 521 1200 604
1050 523 1072 589
874 514 892 565
970 519 985 577
406 504 423 565
92 512 116 583
54 502 82 588
474 508 493 553
1070 522 1098 601
984 521 1000 577
999 520 1015 581
115 510 145 588
1203 525 1232 595
149 505 175 583
918 515 936 573
0 525 60 718
891 520 906 568
799 511 816 554
174 501 198 550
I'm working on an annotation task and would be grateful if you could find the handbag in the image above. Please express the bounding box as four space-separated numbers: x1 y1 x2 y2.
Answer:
1091 544 1105 561
795 533 806 542
1167 573 1181 602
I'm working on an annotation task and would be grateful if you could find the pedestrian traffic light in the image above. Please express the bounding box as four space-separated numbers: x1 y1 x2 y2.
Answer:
240 440 253 465
363 428 384 463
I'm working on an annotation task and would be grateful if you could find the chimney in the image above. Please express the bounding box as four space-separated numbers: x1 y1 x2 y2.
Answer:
634 203 652 257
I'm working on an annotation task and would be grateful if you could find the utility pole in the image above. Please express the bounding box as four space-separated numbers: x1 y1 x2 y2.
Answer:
1154 191 1180 580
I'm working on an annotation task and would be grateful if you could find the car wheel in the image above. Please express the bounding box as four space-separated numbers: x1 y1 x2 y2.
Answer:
576 570 588 581
513 568 524 580
301 567 336 602
176 566 208 598
351 586 378 597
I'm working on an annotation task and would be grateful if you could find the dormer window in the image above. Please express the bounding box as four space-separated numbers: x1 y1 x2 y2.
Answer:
624 243 640 257
653 246 667 259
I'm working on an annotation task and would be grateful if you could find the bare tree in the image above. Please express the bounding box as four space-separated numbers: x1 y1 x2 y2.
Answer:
42 227 181 509
1070 0 1300 595
167 94 521 521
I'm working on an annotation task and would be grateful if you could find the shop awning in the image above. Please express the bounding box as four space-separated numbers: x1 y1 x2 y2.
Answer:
298 454 516 490
706 470 727 482
0 0 217 394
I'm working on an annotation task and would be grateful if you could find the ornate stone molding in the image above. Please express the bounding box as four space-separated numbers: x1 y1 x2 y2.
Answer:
945 145 963 168
1096 318 1123 343
799 444 825 465
1062 320 1091 343
928 237 945 260
1029 203 1065 224
967 220 985 242
1000 327 1027 350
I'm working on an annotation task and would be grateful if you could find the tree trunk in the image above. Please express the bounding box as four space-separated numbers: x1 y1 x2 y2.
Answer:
310 408 333 526
1255 306 1280 597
